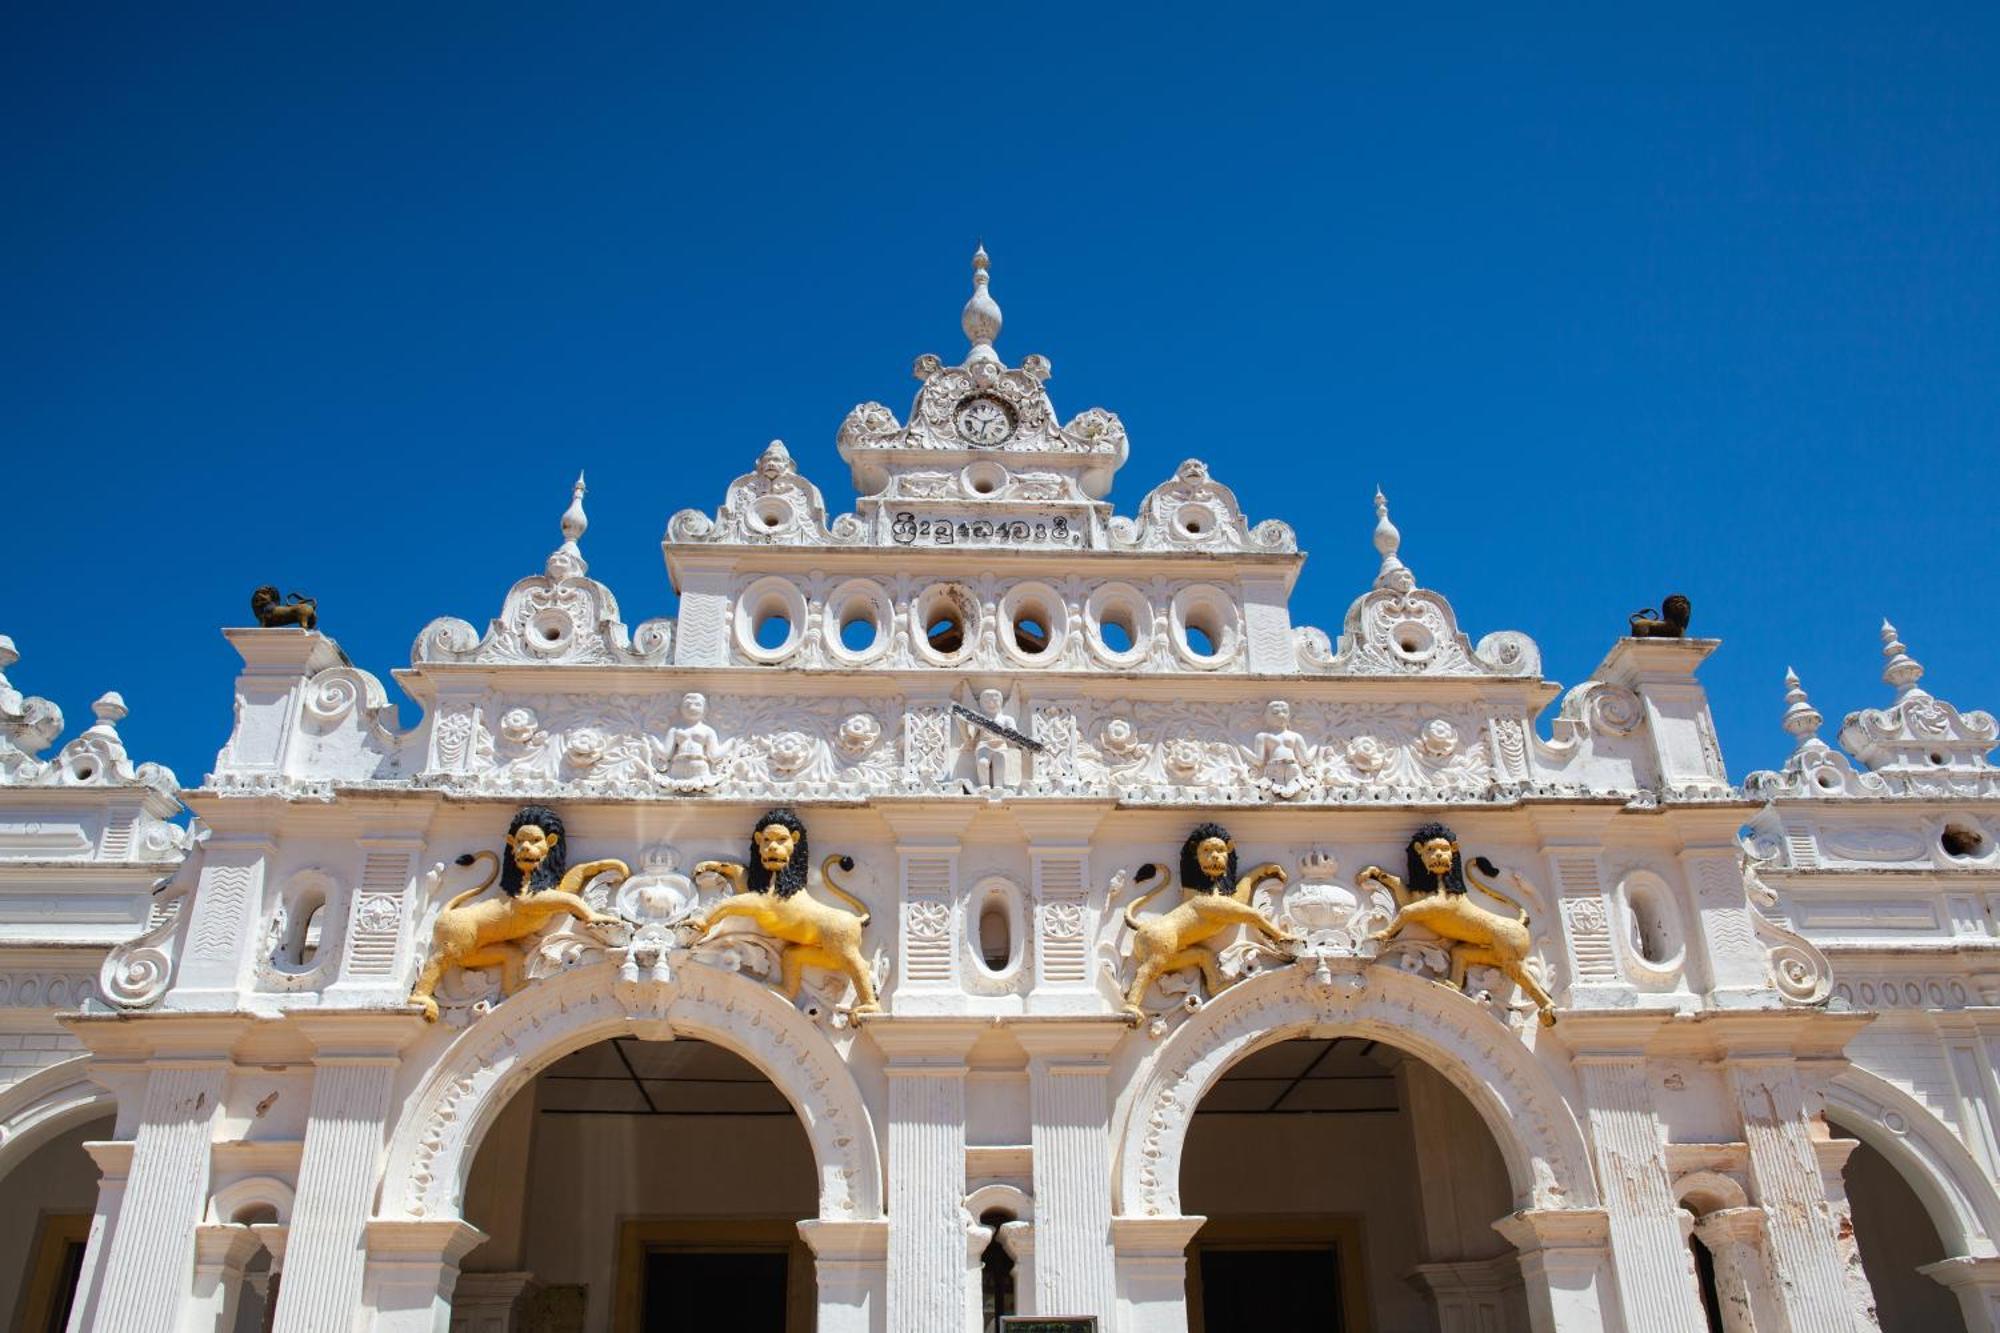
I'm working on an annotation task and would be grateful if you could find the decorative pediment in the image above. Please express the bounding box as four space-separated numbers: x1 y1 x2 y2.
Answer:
665 441 864 547
1295 492 1539 679
1749 629 1999 800
1108 460 1297 554
0 639 179 797
415 475 672 667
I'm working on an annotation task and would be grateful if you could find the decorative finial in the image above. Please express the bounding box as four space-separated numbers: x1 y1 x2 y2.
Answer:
1372 489 1414 593
91 692 128 729
1781 668 1823 743
962 244 1002 362
0 636 16 674
1879 619 1925 695
546 473 590 579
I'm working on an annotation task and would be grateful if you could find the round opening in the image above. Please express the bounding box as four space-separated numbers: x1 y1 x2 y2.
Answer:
840 614 877 653
1014 615 1048 655
1815 770 1840 791
1392 623 1435 659
297 901 326 967
751 496 794 532
964 460 1007 496
913 585 979 663
1088 583 1157 666
756 615 792 651
1630 892 1670 964
1943 824 1988 859
1170 585 1237 668
1931 751 1949 766
72 762 96 781
1184 623 1216 657
1100 617 1133 653
927 616 963 654
1175 502 1216 539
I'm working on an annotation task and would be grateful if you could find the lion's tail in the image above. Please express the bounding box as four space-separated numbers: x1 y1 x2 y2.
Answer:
1121 863 1173 931
820 855 871 926
1468 859 1530 923
440 850 500 912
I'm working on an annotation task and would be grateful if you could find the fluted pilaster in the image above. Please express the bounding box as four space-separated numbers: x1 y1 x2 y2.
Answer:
273 1050 405 1332
94 1062 228 1328
1019 1023 1123 1320
873 1023 980 1333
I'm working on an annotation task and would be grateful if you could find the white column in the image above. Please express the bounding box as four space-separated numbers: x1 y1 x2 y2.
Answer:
1112 1216 1205 1333
797 1218 888 1333
1693 1206 1783 1333
1017 1023 1123 1321
1567 1022 1708 1333
1813 1136 1882 1333
273 1018 421 1333
94 1060 230 1329
186 1225 262 1332
872 1023 980 1333
361 1219 488 1333
1922 1256 2000 1333
64 1140 130 1333
1725 1056 1864 1333
1492 1208 1622 1333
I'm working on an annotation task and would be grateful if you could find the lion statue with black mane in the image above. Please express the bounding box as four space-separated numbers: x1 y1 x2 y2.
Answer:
1118 822 1295 1021
1358 821 1556 1025
408 804 628 1022
691 807 880 1014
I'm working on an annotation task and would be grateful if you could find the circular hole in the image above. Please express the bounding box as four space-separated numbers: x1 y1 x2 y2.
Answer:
756 615 792 651
73 763 96 781
1815 771 1840 791
542 625 561 641
1100 616 1134 654
1184 623 1216 657
927 615 963 654
964 460 1008 496
1943 824 1988 859
839 615 877 653
1013 613 1049 656
752 496 793 531
1931 752 1948 766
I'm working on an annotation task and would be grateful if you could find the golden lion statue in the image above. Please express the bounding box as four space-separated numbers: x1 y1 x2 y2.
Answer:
409 804 626 1022
691 807 880 1015
1119 822 1294 1021
1359 822 1556 1026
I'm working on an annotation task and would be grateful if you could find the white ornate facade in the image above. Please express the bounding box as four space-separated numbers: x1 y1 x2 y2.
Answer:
3 253 1997 1332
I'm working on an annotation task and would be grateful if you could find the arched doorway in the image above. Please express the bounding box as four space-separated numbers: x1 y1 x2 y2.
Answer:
1181 1037 1522 1332
459 1035 818 1331
0 1110 115 1332
1831 1118 1970 1332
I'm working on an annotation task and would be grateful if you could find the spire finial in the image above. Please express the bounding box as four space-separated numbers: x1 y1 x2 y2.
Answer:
1879 618 1925 695
1781 667 1823 743
547 472 590 579
962 243 1002 362
1372 488 1414 592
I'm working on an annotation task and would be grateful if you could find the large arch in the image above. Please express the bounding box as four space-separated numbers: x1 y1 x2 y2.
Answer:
0 1056 114 1182
1828 1066 2000 1259
1114 964 1599 1218
378 962 883 1224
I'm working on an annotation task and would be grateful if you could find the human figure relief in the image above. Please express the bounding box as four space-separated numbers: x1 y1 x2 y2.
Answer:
690 808 880 1014
654 691 725 792
409 804 626 1022
1119 823 1296 1020
1252 699 1314 799
1359 822 1556 1026
962 687 1022 791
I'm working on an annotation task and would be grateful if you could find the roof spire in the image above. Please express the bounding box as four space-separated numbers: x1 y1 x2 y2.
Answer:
547 472 589 579
1879 618 1925 696
1781 667 1823 744
1372 488 1414 593
962 243 1002 363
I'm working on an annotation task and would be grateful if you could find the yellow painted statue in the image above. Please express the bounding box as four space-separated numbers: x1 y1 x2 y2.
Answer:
1120 822 1295 1021
409 804 627 1023
1359 822 1557 1026
690 807 881 1015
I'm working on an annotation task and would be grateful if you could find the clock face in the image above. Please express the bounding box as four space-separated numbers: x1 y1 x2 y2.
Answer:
954 395 1014 446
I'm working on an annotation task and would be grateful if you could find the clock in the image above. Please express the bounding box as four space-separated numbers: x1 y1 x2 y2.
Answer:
954 395 1015 446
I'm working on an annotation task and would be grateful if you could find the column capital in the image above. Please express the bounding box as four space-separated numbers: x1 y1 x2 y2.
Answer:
362 1217 487 1266
796 1218 889 1261
867 1018 987 1065
193 1223 264 1272
250 1222 289 1270
1012 1018 1130 1063
873 802 981 845
999 801 1116 845
287 1011 429 1062
1921 1254 2000 1291
1693 1206 1767 1246
1112 1215 1208 1256
1492 1207 1611 1253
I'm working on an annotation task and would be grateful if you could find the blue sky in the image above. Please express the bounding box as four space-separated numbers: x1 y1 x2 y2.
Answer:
4 4 1996 786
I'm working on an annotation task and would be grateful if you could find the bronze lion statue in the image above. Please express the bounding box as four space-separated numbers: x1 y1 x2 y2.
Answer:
251 586 318 631
1628 594 1690 639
